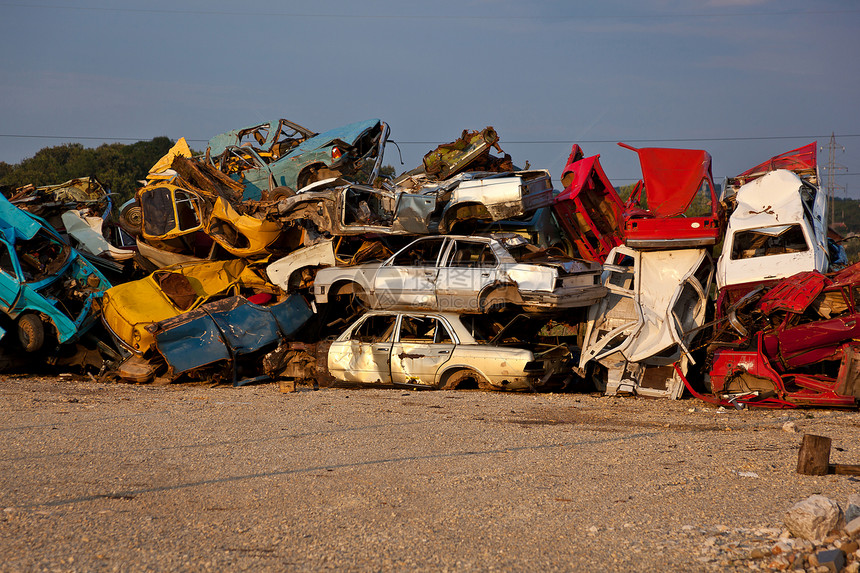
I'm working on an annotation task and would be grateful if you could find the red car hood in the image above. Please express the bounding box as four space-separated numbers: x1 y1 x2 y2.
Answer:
622 144 713 217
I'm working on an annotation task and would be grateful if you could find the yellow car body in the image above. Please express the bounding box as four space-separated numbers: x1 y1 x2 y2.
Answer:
101 259 274 355
205 197 283 257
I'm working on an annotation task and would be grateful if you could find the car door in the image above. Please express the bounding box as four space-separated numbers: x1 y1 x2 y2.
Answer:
435 239 501 312
372 237 445 309
390 314 456 386
328 313 397 384
0 239 22 311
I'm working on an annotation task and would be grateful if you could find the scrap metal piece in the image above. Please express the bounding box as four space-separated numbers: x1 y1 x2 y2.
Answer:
580 245 714 399
619 143 722 249
148 294 314 384
422 127 502 180
553 146 625 263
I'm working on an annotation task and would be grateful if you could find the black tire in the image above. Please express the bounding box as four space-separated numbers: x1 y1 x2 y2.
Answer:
119 202 142 236
18 314 45 353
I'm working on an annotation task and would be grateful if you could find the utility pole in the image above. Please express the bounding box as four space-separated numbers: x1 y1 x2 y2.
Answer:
822 133 846 228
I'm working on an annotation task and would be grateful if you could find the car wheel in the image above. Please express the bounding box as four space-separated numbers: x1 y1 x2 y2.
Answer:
17 314 45 353
119 202 142 236
270 186 295 201
438 368 492 391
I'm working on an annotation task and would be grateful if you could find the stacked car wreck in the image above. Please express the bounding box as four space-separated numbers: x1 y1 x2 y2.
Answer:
1 119 857 409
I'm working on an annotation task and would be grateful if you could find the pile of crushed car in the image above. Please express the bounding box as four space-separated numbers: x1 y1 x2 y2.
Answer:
0 116 857 410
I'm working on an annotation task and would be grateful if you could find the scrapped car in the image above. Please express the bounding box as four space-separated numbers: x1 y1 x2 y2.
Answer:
0 194 111 353
207 119 316 160
9 176 112 227
101 259 276 356
688 264 860 409
552 145 625 262
327 310 574 391
269 168 557 237
393 126 514 184
579 245 713 398
312 234 606 314
618 143 721 249
421 169 556 234
716 143 827 290
123 294 314 385
264 177 431 236
136 183 291 260
207 118 389 200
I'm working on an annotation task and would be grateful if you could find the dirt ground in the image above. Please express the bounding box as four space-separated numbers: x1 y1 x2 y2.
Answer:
1 374 858 572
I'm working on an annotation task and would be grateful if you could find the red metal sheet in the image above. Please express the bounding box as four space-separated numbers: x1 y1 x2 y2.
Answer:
734 142 817 181
553 148 624 263
758 271 830 315
621 144 713 217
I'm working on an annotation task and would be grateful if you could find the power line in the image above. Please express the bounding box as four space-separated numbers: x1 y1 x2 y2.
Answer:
2 133 859 144
2 3 858 20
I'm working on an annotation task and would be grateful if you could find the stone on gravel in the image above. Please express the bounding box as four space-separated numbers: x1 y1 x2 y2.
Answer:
784 495 843 543
847 493 860 524
811 548 845 573
846 516 860 537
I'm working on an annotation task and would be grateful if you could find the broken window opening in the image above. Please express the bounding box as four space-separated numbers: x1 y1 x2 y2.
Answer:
351 314 396 343
730 224 809 260
175 190 202 232
16 231 70 282
448 241 497 268
391 238 445 267
343 188 395 227
399 316 453 344
0 242 16 278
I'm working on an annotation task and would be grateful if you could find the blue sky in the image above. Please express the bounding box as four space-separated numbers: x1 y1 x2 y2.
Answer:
1 0 858 195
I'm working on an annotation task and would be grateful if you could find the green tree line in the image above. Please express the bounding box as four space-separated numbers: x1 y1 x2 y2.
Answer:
0 137 175 205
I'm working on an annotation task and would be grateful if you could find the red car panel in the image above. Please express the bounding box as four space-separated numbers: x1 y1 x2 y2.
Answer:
552 145 624 263
620 143 722 248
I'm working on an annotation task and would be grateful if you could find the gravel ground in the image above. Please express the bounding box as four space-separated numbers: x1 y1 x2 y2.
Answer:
1 374 858 572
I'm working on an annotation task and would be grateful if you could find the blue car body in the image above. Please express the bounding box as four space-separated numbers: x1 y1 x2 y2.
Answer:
0 194 111 346
150 294 314 384
209 118 388 200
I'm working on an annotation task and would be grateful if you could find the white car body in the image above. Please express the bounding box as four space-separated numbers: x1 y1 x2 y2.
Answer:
716 169 828 290
313 235 606 313
580 245 713 399
327 310 568 390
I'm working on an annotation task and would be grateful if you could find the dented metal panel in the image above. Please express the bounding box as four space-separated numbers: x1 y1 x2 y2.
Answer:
716 170 828 289
619 144 721 248
552 148 625 263
580 245 713 398
150 295 313 380
266 240 336 292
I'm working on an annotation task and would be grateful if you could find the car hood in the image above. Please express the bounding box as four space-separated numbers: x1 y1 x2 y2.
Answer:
0 194 41 242
288 119 382 156
624 144 713 217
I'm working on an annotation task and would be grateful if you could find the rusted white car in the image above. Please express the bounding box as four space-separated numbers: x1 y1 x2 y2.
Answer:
327 310 574 391
312 234 606 314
